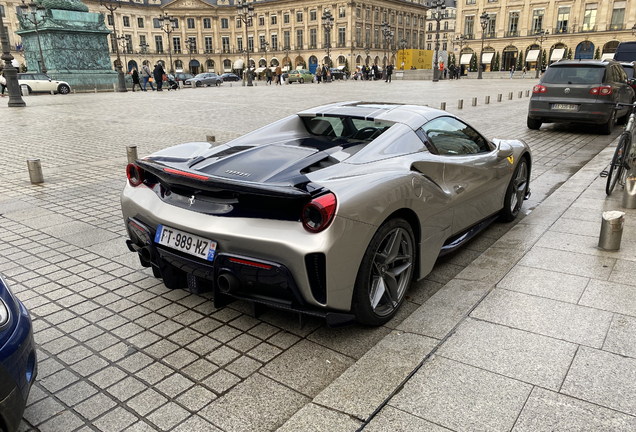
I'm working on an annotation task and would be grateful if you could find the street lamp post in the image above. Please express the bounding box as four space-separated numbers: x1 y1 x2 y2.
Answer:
157 13 177 74
19 1 47 74
535 30 549 78
400 38 407 70
186 38 196 73
477 11 489 80
236 0 254 86
632 25 636 36
262 41 269 68
100 0 127 92
322 9 334 81
283 45 291 70
454 34 468 79
0 10 25 106
117 34 130 73
364 45 370 65
380 22 392 69
430 0 446 82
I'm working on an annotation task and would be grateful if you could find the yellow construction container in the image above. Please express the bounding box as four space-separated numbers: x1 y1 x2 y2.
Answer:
396 49 434 70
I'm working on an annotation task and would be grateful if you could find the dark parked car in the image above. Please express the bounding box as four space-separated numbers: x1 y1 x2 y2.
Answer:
0 273 37 432
620 62 636 91
528 59 635 135
613 41 636 62
174 73 194 83
221 73 240 82
329 68 347 80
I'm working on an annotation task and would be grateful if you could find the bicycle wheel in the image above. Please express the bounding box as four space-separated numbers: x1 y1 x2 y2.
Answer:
606 134 630 195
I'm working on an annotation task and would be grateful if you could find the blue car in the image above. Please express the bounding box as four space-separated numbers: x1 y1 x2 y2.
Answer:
0 273 37 432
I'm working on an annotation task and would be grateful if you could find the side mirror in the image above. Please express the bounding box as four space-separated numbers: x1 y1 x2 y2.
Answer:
497 141 514 159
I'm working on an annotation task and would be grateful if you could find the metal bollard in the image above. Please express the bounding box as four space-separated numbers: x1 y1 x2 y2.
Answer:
440 102 446 110
525 90 530 97
50 90 54 95
622 175 636 209
206 135 216 143
508 92 513 100
518 91 523 98
113 83 117 91
73 89 76 94
458 99 463 109
126 145 138 164
598 211 625 251
94 87 97 93
497 94 502 102
242 79 246 86
27 159 44 184
472 97 477 106
485 96 490 104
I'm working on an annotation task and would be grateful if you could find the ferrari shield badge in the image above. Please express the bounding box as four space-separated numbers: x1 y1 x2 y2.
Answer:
507 155 514 165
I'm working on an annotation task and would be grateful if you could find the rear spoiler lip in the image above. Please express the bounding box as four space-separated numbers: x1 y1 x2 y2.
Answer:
136 159 312 199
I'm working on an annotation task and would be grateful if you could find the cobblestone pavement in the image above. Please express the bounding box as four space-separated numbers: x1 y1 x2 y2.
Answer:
0 78 620 432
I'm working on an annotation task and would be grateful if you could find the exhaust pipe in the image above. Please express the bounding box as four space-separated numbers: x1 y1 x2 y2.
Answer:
140 246 153 264
217 273 241 294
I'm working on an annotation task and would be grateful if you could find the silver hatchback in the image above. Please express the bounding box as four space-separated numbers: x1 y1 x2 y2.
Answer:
527 59 635 135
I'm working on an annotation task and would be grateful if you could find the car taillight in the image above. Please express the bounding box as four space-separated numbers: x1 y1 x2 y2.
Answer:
532 85 547 93
590 86 613 96
126 163 143 187
302 193 337 233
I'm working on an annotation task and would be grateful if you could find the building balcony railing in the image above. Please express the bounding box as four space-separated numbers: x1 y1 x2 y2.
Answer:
581 25 597 33
505 30 519 37
465 34 474 40
485 32 496 39
608 24 624 31
554 27 570 34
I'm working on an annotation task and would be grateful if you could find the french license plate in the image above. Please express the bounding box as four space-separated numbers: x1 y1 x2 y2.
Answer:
155 225 217 262
552 103 578 111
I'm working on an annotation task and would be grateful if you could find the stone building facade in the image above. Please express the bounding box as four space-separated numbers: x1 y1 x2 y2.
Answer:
2 0 429 74
455 0 636 72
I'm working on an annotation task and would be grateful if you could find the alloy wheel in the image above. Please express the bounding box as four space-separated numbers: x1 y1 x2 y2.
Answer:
510 161 528 213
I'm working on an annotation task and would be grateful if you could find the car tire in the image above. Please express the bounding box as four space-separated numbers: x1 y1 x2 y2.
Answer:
215 81 219 87
57 84 70 95
351 218 415 326
196 81 202 87
600 110 616 135
300 78 304 84
527 116 542 130
500 157 529 222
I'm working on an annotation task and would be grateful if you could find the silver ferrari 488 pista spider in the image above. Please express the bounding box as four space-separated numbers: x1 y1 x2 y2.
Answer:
121 102 531 327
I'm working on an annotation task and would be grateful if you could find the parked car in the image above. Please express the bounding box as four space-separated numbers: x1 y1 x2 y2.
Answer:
620 62 636 91
287 69 314 83
17 73 71 94
527 59 635 134
221 73 240 82
613 41 636 62
173 72 194 83
121 102 531 327
329 68 347 80
185 73 223 87
0 272 37 432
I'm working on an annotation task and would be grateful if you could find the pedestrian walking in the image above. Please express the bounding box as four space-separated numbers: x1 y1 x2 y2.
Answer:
521 66 527 78
443 67 447 80
275 65 282 85
322 65 328 83
439 61 444 79
510 65 515 79
449 64 455 80
385 63 393 83
265 67 273 85
131 67 142 92
141 61 155 91
0 67 6 97
153 64 164 91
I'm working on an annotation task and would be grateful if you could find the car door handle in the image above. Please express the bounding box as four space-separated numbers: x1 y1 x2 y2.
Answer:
454 185 465 194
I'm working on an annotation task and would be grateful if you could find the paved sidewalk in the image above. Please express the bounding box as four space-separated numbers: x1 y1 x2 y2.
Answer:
281 136 636 431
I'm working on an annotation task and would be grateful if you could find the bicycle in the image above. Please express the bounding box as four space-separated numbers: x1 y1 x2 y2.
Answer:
605 102 636 195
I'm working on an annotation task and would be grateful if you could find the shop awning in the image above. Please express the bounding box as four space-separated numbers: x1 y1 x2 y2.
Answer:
254 67 265 73
282 66 289 72
337 65 346 70
601 53 614 60
550 48 565 61
460 53 473 65
233 59 244 69
526 49 540 62
481 52 495 64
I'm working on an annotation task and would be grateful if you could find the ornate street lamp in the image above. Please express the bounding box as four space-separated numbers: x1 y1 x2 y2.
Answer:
322 9 334 80
380 22 392 68
454 34 468 79
535 30 549 78
186 38 196 73
400 38 407 70
236 0 254 86
117 34 131 73
283 45 291 70
157 13 178 74
477 11 489 80
19 1 47 74
0 11 25 106
430 0 446 82
262 41 269 67
364 45 370 65
100 0 127 92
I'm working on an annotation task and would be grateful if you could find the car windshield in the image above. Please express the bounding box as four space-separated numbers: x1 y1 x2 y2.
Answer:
542 66 605 84
195 74 207 78
622 66 634 79
301 116 394 142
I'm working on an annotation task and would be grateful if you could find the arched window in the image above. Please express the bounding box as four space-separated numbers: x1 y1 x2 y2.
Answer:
174 60 183 69
223 59 232 71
